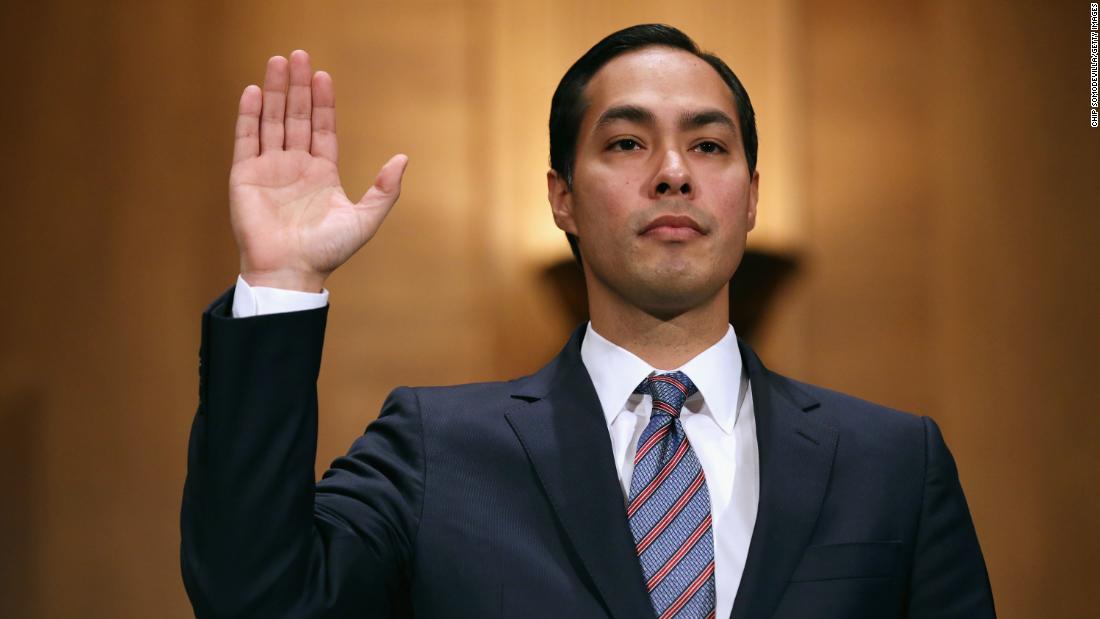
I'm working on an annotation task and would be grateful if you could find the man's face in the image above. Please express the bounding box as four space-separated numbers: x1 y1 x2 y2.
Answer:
549 46 758 318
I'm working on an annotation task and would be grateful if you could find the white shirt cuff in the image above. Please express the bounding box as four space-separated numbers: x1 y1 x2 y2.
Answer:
231 274 330 318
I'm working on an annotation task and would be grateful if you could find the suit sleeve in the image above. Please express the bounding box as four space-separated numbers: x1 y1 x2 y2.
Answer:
906 416 996 618
181 288 425 619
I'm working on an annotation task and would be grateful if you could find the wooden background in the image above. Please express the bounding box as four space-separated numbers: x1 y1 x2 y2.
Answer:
0 1 1095 617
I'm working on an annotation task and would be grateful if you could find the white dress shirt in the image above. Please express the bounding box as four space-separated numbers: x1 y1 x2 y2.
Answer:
232 276 760 617
231 275 329 317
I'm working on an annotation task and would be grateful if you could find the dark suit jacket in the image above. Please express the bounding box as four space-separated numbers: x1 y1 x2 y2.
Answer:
181 288 995 618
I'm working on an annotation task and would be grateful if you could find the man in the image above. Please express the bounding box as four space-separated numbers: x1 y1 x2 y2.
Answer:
181 24 995 619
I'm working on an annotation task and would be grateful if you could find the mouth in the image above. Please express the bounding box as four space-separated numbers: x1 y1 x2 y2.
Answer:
640 214 705 241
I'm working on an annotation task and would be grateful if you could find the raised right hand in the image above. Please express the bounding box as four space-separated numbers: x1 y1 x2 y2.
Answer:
230 50 407 292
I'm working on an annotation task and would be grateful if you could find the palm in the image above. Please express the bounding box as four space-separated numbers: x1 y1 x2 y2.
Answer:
229 51 406 290
233 152 361 275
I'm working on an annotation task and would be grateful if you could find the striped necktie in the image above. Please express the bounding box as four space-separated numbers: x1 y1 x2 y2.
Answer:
627 371 716 619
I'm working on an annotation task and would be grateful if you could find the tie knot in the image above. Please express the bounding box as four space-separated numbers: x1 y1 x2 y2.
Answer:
634 371 698 418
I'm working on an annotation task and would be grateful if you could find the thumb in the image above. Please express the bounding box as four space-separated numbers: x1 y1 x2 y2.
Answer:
358 153 408 208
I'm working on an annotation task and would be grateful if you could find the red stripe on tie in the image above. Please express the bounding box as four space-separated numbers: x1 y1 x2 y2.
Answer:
646 512 712 590
635 470 706 555
627 439 690 518
651 375 688 395
634 425 671 465
653 400 681 418
705 610 716 619
659 560 715 619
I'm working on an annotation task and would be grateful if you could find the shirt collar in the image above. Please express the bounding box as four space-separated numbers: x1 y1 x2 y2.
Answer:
579 322 744 435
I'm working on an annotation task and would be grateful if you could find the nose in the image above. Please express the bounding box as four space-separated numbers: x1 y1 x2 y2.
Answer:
651 149 692 198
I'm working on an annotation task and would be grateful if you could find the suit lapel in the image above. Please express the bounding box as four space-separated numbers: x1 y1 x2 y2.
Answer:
505 327 656 619
729 341 838 619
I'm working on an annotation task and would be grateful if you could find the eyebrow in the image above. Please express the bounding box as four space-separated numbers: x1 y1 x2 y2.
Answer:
594 104 738 135
681 109 737 133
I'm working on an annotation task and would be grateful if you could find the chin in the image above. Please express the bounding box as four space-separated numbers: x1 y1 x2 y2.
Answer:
632 274 725 317
646 256 718 287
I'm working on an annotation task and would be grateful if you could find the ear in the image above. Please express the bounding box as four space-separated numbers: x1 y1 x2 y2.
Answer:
547 169 578 235
746 169 760 231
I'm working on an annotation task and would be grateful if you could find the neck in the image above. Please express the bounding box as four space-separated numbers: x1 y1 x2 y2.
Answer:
587 282 731 370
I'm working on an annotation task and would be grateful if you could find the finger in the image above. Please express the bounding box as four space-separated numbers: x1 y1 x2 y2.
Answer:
310 71 337 162
233 85 262 163
357 154 409 215
259 55 289 153
284 50 313 151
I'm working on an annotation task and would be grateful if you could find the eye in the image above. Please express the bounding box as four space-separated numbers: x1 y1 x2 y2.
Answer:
609 138 642 151
693 141 727 154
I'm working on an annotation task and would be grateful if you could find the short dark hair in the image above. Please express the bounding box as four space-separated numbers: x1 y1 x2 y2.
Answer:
548 24 759 264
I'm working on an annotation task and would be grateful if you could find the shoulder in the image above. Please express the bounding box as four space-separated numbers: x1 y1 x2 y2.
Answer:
740 339 928 442
393 334 573 420
765 370 931 463
399 378 525 408
786 375 923 430
381 376 534 429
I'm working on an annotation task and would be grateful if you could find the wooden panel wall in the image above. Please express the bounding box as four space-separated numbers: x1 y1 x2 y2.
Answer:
776 1 1099 616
